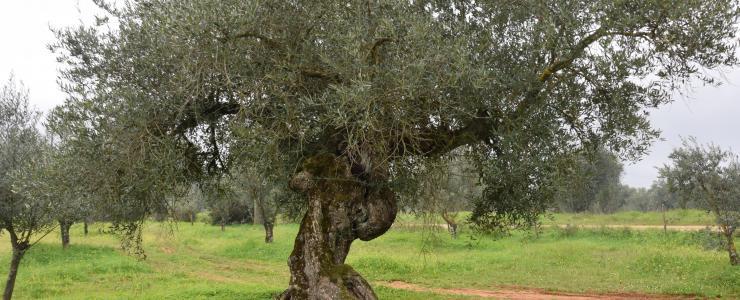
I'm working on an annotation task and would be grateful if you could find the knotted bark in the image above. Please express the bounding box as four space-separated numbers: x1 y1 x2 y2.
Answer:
279 153 397 300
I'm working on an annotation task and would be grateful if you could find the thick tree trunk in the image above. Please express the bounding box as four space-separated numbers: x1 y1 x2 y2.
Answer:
59 220 72 249
3 243 27 300
722 225 738 266
279 154 397 300
264 221 274 243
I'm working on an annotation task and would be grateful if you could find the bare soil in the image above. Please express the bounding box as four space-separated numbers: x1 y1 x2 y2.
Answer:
379 281 696 300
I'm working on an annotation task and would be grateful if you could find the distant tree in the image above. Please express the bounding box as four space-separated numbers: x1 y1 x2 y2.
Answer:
52 1 740 297
203 178 252 231
660 139 740 266
175 184 206 225
0 76 56 300
412 154 480 238
558 149 624 213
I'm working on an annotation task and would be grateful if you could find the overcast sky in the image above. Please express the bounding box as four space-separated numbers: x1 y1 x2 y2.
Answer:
2 1 739 188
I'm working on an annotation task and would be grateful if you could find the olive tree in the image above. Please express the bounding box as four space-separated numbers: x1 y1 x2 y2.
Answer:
660 139 740 265
33 141 91 249
0 76 56 300
409 154 479 238
52 1 740 298
557 149 624 213
240 172 281 243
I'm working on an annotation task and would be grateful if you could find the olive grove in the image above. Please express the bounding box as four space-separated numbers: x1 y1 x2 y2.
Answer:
50 1 740 298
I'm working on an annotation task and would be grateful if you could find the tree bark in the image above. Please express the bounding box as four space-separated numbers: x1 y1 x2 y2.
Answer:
253 198 264 226
83 221 89 236
220 221 225 232
279 153 397 300
264 221 274 243
3 230 28 300
721 225 738 266
59 221 72 249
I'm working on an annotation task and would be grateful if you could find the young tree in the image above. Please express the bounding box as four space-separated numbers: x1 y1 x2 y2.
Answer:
557 149 624 213
660 139 740 265
175 184 206 225
412 155 479 238
0 76 56 300
52 1 740 298
203 180 251 231
236 165 288 244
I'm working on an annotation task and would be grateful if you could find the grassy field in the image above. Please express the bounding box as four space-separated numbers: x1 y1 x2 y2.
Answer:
545 209 716 226
0 212 737 299
395 209 716 227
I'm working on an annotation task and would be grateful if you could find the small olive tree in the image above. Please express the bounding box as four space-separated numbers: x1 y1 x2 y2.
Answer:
0 76 56 300
410 154 480 238
556 149 624 213
660 139 740 266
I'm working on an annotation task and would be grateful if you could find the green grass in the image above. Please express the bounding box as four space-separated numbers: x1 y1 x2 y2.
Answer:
544 209 716 226
0 216 737 299
396 209 716 226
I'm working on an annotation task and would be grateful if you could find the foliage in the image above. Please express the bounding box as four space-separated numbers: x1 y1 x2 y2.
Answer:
0 75 57 241
556 148 624 213
660 139 740 231
50 0 740 234
200 179 253 227
659 138 740 264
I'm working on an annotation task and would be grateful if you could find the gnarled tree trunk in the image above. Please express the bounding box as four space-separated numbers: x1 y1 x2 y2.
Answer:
279 154 397 300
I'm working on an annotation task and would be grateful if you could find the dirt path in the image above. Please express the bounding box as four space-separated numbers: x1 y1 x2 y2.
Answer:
550 224 716 232
393 223 717 232
378 281 694 300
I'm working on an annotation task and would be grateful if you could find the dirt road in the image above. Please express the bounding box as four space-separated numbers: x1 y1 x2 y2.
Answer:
550 224 716 232
393 223 718 232
379 281 695 300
